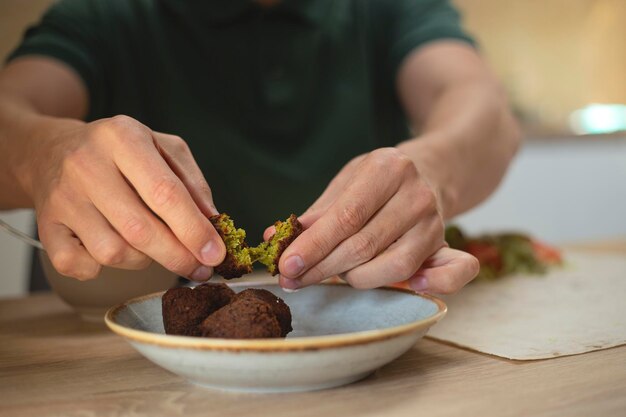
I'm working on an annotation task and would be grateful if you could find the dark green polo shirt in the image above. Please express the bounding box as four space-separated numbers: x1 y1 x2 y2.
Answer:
9 0 473 241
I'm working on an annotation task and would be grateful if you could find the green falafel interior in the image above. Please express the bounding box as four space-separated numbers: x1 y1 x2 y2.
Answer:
249 215 300 275
209 213 303 278
211 214 252 266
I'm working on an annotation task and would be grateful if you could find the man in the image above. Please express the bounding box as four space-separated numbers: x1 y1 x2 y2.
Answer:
0 0 519 293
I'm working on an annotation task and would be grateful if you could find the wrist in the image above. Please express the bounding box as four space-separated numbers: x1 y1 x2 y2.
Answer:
396 137 460 219
14 116 85 205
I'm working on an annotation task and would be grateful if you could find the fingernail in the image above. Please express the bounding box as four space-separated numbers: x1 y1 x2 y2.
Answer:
410 276 429 292
282 286 300 293
281 277 300 292
190 265 212 281
200 240 223 264
282 255 305 277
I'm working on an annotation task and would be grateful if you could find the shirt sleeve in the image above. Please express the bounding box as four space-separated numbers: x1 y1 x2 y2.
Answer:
6 0 109 119
386 0 476 77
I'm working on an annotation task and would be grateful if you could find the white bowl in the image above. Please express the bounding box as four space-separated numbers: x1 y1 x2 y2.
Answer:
105 283 446 393
41 251 178 322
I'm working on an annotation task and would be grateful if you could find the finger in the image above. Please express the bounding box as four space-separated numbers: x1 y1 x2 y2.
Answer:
407 247 479 294
106 125 225 266
341 221 444 289
77 165 213 281
39 221 101 281
293 186 425 287
263 226 276 242
153 132 218 218
300 154 365 221
267 155 366 245
279 163 401 279
62 202 151 270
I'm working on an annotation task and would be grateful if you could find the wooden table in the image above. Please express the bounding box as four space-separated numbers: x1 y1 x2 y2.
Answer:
1 241 625 417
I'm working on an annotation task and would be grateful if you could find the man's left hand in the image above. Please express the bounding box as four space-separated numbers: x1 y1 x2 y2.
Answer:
273 147 479 293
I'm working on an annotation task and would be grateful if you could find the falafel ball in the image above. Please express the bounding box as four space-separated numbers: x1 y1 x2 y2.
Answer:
162 283 235 336
235 288 293 337
199 297 282 339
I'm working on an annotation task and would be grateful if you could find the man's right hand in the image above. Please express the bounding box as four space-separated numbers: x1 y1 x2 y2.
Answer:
26 115 226 281
0 57 226 281
26 116 226 281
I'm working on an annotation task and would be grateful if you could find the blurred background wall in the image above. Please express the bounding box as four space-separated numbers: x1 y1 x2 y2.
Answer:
1 0 625 297
456 0 626 135
0 0 54 297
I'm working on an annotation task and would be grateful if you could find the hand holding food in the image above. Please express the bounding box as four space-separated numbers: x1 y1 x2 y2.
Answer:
264 148 479 294
26 115 226 281
210 213 303 279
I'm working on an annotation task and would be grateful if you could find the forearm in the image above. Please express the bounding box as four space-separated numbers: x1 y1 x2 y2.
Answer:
397 79 521 219
0 93 83 209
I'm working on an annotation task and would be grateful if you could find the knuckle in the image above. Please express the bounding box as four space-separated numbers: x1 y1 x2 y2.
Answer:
368 149 392 170
350 232 379 263
51 251 100 280
338 202 368 233
176 222 202 246
121 217 153 247
96 115 146 144
108 114 137 130
93 241 127 266
308 232 333 256
390 254 419 280
412 187 439 219
406 198 423 224
73 264 101 281
51 250 76 276
422 188 438 213
343 274 373 290
47 186 73 209
130 255 152 270
170 135 190 154
151 176 181 208
371 147 406 167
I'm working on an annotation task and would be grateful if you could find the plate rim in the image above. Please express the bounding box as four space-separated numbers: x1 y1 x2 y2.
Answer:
104 282 447 352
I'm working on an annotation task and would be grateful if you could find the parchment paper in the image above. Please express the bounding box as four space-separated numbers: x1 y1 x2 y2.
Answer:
428 251 626 360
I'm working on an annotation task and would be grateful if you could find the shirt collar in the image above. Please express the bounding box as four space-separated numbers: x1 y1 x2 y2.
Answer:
162 0 331 26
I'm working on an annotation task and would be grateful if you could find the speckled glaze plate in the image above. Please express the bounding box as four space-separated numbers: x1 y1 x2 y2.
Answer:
105 282 446 393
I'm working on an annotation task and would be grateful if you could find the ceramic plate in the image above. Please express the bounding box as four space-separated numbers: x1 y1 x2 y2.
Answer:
105 282 446 393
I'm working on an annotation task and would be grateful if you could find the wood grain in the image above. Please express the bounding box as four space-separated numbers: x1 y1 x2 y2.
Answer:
1 241 625 417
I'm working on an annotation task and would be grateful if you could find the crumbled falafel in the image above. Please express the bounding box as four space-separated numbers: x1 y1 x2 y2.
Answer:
235 288 293 337
210 213 303 278
162 283 235 336
249 214 304 276
209 213 253 279
199 297 283 339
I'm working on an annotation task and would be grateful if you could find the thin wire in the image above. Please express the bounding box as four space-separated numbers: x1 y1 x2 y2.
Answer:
0 218 45 250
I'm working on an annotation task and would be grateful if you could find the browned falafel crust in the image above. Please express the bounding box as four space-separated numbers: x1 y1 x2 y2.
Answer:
162 283 235 336
209 214 253 279
234 289 293 337
199 297 282 339
268 214 304 276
